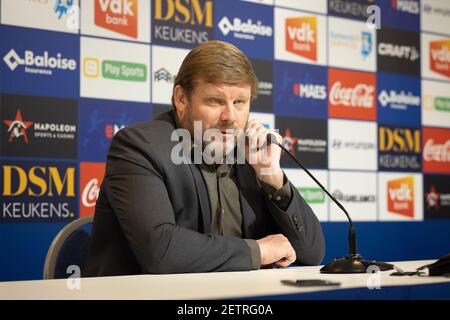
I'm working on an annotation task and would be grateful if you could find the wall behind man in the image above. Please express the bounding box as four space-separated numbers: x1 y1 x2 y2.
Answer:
1 0 449 281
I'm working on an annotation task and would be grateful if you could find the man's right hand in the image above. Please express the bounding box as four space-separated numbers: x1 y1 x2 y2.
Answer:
256 234 296 268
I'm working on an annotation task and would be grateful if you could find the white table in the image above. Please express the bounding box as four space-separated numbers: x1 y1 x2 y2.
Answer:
0 260 449 300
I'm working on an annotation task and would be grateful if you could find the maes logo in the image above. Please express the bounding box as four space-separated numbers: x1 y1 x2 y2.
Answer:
2 164 76 222
3 49 77 75
387 176 414 218
285 17 317 61
95 0 138 38
3 109 33 143
391 0 419 14
429 39 450 79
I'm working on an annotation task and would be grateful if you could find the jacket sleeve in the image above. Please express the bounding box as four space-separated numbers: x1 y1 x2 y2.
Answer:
102 133 254 274
263 181 326 266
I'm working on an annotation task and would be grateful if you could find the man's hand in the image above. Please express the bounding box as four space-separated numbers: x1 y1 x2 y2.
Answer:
256 234 296 267
245 119 284 189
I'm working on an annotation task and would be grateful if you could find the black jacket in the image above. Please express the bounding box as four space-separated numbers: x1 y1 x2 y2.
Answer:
83 111 325 277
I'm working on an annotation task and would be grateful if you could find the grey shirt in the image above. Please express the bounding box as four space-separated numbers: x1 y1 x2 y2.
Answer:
198 163 292 269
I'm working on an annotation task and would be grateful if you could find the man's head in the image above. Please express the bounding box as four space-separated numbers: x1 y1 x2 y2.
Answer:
172 41 258 156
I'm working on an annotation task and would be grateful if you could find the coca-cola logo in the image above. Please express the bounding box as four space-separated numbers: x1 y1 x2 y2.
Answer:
329 81 375 108
423 139 450 162
82 178 100 208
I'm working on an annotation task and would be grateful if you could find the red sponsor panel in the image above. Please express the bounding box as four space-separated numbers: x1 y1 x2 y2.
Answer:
422 127 450 173
328 68 376 121
79 162 106 217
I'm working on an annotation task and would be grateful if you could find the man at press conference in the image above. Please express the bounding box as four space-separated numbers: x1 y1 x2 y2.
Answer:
83 40 325 277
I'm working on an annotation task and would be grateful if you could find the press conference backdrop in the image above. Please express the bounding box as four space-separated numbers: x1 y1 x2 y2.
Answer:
1 0 450 281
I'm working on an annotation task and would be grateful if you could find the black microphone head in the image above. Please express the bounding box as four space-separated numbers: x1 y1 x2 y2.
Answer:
266 132 278 146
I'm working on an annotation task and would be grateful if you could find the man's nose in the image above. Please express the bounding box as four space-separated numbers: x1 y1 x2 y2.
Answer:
220 103 237 123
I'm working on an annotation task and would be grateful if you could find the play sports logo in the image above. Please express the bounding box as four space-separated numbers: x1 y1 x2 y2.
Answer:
95 0 138 38
83 57 146 81
285 16 317 61
3 48 77 74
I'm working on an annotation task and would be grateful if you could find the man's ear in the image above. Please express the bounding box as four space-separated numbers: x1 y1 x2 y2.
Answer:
173 85 188 115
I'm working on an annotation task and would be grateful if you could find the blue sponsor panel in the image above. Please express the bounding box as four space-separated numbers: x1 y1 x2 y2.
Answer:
0 26 79 98
377 72 421 127
1 160 78 224
274 61 328 119
376 0 420 31
78 98 152 162
214 0 274 60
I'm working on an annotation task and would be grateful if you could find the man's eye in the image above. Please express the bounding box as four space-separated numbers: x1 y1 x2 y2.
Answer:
209 98 221 104
234 100 245 105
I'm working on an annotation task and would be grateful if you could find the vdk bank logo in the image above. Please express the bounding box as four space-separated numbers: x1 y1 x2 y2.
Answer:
3 48 77 74
95 0 138 38
387 176 414 218
285 17 317 61
83 57 147 82
218 16 272 40
429 39 450 79
2 163 77 222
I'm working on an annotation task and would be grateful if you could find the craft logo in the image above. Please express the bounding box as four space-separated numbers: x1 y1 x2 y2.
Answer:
298 187 325 204
83 57 147 82
153 0 213 47
378 90 420 110
95 0 138 38
3 48 77 75
328 68 376 120
379 126 421 171
293 83 327 100
1 162 77 223
391 0 419 14
285 16 317 61
429 40 450 79
387 176 414 218
422 128 450 173
217 16 272 40
154 67 176 83
80 162 106 217
378 43 419 62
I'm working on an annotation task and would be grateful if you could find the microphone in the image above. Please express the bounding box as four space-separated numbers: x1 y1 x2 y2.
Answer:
266 133 394 273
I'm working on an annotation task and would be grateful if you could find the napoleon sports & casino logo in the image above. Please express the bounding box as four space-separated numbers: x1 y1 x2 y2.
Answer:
429 39 450 79
153 0 213 47
285 16 317 61
95 0 138 38
387 176 414 218
2 162 77 222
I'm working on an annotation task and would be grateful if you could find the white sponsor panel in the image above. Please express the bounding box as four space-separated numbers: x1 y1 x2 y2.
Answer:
152 46 189 105
1 0 79 33
274 8 327 65
422 80 450 128
274 0 327 14
421 32 450 81
329 171 377 222
284 169 328 221
242 0 274 5
249 112 275 130
421 0 450 36
378 172 423 221
329 119 378 171
328 17 376 72
81 0 151 42
80 37 150 102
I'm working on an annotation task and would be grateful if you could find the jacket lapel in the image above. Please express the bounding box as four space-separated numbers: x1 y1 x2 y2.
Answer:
235 164 260 238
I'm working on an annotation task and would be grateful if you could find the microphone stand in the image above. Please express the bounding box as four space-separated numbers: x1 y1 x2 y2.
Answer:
268 134 393 273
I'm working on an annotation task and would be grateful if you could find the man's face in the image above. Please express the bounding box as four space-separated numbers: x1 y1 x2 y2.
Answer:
178 80 251 154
